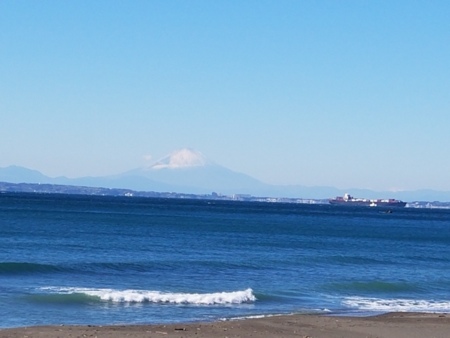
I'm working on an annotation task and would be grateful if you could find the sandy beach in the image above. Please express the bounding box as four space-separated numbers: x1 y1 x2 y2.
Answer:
1 312 449 338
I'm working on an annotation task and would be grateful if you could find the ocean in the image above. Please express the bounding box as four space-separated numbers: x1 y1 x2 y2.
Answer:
1 192 450 328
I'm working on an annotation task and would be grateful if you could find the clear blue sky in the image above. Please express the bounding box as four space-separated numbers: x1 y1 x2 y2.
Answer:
1 1 449 191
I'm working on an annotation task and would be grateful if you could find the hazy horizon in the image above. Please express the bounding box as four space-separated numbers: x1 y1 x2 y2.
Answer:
2 1 449 192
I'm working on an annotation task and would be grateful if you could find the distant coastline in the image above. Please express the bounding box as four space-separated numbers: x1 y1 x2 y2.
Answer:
2 161 450 203
1 181 449 209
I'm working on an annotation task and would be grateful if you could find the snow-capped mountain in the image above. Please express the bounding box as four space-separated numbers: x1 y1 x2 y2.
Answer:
0 149 272 195
118 148 269 194
149 148 211 169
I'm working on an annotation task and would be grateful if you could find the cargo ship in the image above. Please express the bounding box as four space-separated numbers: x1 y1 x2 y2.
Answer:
329 193 406 207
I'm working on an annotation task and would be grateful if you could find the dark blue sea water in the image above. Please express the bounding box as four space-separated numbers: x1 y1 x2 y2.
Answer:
1 192 450 328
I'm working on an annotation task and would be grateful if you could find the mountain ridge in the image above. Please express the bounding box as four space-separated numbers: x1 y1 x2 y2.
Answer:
1 148 450 202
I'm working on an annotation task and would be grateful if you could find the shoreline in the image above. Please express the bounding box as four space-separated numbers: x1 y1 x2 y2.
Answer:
1 312 450 338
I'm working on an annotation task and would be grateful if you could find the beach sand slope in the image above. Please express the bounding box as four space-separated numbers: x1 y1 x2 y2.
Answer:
1 313 449 338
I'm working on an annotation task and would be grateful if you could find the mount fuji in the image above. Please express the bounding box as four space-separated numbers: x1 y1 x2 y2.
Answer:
114 148 271 195
0 148 273 196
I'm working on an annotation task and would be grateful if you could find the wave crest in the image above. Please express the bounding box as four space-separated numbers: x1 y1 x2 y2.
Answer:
41 287 256 305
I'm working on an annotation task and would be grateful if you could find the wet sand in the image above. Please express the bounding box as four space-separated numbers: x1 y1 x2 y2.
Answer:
1 312 449 338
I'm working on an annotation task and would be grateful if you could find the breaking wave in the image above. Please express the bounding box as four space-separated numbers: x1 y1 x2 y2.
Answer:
39 287 256 305
343 296 450 313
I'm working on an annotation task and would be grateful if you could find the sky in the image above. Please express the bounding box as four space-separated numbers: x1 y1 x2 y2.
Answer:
1 0 449 192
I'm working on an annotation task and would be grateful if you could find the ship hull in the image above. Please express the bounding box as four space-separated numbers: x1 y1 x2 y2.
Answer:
329 194 406 208
329 200 406 207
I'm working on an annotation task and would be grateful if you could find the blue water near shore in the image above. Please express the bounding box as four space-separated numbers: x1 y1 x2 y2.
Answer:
1 192 450 328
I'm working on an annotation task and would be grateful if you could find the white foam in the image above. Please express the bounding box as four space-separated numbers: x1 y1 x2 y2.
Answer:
40 287 256 305
223 309 331 322
343 296 450 313
223 313 284 321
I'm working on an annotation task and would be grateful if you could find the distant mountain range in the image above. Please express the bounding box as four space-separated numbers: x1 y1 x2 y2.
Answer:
1 148 450 202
